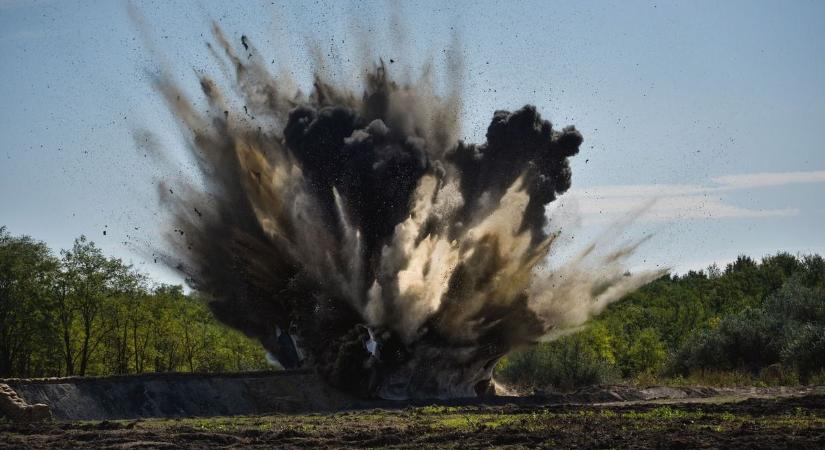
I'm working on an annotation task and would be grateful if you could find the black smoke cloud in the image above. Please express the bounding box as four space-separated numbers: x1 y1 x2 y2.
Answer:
450 106 582 242
284 99 429 260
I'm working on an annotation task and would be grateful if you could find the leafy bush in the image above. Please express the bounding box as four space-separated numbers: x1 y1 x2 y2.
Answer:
806 369 825 386
782 324 825 382
496 332 618 391
623 328 668 375
672 278 825 380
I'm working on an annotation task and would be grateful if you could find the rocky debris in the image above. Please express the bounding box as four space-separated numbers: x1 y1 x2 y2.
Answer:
0 383 51 422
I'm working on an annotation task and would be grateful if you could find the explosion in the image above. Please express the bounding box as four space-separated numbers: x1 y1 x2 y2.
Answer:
153 24 664 399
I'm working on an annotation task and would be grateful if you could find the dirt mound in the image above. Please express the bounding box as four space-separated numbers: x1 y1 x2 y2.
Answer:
0 383 51 422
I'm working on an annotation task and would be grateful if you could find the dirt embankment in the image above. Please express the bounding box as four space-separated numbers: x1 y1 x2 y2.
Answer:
1 370 357 421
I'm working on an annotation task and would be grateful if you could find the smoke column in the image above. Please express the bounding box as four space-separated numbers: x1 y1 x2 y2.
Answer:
152 24 665 399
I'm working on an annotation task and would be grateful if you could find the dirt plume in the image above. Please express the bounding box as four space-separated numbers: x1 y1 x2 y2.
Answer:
146 22 664 399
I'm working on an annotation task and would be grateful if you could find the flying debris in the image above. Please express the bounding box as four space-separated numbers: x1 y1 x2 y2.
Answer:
152 25 665 400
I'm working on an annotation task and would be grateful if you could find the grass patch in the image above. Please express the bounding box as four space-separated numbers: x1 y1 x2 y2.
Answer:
418 405 460 415
623 406 699 420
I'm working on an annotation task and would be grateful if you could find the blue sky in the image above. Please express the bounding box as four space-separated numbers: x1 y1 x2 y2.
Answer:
1 0 824 285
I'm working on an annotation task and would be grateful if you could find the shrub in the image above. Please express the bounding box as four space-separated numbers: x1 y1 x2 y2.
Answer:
623 328 667 375
672 277 824 377
806 369 825 386
496 333 618 391
782 324 825 382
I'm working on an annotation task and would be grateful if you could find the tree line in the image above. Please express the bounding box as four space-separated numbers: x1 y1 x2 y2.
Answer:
5 225 824 387
497 252 825 389
0 227 267 378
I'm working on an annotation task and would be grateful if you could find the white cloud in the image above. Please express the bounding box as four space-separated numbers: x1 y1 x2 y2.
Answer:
576 184 708 198
712 170 825 189
563 194 797 223
562 169 823 222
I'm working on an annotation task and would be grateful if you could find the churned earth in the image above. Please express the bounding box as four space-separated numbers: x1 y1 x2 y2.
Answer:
2 392 824 449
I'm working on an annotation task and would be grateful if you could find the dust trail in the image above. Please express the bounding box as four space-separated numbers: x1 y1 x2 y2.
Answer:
147 22 665 399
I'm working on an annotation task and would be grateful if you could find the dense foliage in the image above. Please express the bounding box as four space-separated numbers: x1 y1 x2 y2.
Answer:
497 252 825 390
0 227 267 378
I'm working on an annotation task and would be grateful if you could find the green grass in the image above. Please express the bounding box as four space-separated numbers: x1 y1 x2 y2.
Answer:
114 402 823 436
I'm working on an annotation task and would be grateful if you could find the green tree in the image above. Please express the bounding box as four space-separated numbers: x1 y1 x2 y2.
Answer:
57 236 131 375
624 328 667 375
0 227 60 377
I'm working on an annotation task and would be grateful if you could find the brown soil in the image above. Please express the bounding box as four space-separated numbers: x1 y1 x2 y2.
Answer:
2 393 824 449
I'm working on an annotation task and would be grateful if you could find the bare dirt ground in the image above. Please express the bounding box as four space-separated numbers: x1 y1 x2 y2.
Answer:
2 392 824 449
